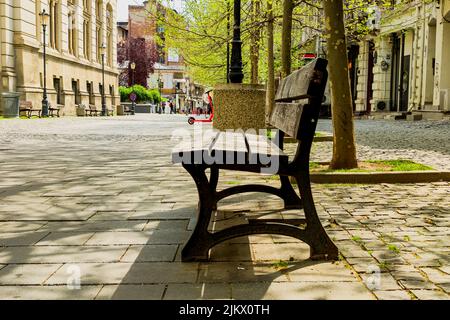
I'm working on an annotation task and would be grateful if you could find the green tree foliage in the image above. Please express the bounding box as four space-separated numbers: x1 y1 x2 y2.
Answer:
119 85 161 103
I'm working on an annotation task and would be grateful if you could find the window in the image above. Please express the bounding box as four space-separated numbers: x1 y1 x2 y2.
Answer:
49 0 59 50
72 80 81 105
106 4 113 66
96 0 103 62
53 77 63 105
68 1 76 55
83 0 91 59
87 81 94 105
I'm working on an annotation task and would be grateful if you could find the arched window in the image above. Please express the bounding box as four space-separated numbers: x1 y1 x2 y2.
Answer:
96 0 103 62
106 4 113 66
83 0 91 59
49 0 59 50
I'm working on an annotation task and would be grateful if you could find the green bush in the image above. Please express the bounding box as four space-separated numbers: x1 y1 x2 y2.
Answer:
119 85 161 103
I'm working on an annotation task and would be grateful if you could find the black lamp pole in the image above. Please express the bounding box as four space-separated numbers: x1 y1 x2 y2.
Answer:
41 10 49 117
101 46 106 116
228 0 243 83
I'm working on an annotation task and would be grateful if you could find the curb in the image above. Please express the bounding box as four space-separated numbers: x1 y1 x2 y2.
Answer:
309 171 450 184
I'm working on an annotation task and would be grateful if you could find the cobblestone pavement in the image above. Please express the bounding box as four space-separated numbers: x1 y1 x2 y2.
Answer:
315 119 450 170
0 115 448 300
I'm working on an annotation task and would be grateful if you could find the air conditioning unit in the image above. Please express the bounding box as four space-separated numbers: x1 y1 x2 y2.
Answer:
367 6 381 31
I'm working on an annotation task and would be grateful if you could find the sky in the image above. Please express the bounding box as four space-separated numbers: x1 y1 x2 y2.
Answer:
117 0 184 22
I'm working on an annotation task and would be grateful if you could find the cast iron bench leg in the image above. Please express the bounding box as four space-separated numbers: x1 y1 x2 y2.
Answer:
295 172 338 260
279 175 302 209
182 164 216 262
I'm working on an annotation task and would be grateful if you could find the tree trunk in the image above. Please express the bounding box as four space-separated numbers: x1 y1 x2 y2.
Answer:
265 0 275 124
281 0 293 76
250 0 260 84
323 0 358 169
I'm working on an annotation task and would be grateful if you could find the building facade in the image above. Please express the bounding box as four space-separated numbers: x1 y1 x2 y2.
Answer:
123 0 197 111
0 0 119 116
355 0 450 118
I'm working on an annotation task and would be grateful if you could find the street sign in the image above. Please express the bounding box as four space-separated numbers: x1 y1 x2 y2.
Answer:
130 92 137 102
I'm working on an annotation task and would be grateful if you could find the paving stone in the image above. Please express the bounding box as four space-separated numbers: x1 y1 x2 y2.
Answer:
279 261 358 282
96 284 165 300
0 285 102 300
411 289 449 300
41 220 147 232
36 232 95 246
373 290 412 300
0 246 128 264
198 262 289 283
251 243 310 262
45 263 134 285
399 279 439 290
120 245 178 262
420 267 450 284
164 283 232 300
0 232 49 246
360 273 401 291
209 243 254 262
231 282 374 300
0 222 46 233
0 264 62 285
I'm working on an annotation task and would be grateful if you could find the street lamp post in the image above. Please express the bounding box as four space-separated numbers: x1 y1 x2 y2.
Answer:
228 0 243 83
99 43 107 116
39 10 50 117
157 73 162 114
130 62 136 86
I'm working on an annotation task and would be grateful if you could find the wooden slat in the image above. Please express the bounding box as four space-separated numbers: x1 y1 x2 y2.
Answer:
275 58 327 102
210 132 248 165
172 130 219 164
269 102 306 140
245 133 288 166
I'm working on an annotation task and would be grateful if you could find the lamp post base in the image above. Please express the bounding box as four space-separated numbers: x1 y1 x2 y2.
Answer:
41 99 49 117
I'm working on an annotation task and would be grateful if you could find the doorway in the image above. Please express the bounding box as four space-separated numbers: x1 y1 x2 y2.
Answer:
400 55 410 111
366 41 375 113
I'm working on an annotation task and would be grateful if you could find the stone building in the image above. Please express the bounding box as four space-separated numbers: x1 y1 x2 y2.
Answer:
0 0 119 116
355 0 450 119
124 0 190 110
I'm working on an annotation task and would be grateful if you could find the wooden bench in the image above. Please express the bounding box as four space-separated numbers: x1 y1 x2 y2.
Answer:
85 104 100 116
19 101 41 118
124 105 134 115
106 106 114 116
172 58 338 262
48 103 61 117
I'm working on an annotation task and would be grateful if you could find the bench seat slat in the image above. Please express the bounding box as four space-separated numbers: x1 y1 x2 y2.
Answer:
172 130 219 164
245 133 288 166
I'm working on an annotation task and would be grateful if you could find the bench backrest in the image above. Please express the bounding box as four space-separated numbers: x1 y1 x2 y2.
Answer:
19 101 33 108
89 104 97 110
270 58 328 141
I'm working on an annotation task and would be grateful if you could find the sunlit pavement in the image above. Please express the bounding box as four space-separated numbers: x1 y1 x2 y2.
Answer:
0 114 448 299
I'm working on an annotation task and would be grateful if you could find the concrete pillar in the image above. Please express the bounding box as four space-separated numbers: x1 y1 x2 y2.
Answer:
355 41 368 113
371 36 392 112
433 7 450 110
0 0 18 93
213 84 266 131
422 22 436 108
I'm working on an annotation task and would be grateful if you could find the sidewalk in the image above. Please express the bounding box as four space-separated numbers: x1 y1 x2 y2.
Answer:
0 115 448 299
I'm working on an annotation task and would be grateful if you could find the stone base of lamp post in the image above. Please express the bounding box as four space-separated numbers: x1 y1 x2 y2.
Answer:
212 83 266 131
